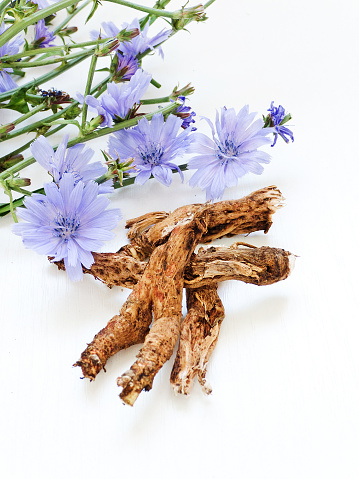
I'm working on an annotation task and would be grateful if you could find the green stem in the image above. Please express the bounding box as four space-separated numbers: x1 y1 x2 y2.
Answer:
0 124 66 167
3 103 77 141
103 0 176 18
0 187 44 217
12 102 47 127
140 0 172 27
53 0 92 35
2 39 109 62
141 96 171 105
0 178 17 221
0 0 10 11
204 0 216 9
0 54 89 103
81 54 97 131
2 48 95 69
2 74 111 142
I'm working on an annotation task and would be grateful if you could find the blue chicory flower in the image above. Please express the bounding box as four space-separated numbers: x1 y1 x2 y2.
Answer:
188 106 274 201
173 96 196 130
91 18 171 58
0 22 24 93
108 112 193 186
267 101 294 146
34 19 56 48
13 173 121 281
116 53 139 80
84 69 152 127
30 134 112 193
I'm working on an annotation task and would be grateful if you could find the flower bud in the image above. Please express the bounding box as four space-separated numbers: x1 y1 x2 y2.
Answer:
172 4 206 30
0 123 15 138
59 26 78 36
87 115 105 131
102 151 135 185
6 176 31 189
0 154 23 173
117 27 139 43
171 83 195 100
96 38 120 57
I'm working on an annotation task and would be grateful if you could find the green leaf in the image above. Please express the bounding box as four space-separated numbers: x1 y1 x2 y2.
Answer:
6 88 29 114
86 0 101 24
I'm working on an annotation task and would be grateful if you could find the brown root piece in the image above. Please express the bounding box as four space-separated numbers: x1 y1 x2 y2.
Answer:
52 244 294 290
73 282 153 380
170 285 225 396
185 243 295 288
117 207 209 406
123 186 284 259
52 186 284 284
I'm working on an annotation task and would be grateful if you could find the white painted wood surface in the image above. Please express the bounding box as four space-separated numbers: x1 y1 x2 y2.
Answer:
1 1 359 477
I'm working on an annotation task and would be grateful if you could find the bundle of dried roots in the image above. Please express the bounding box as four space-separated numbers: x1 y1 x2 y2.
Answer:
52 186 295 406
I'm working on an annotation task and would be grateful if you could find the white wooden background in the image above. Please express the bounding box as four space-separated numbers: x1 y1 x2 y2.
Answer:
1 1 359 477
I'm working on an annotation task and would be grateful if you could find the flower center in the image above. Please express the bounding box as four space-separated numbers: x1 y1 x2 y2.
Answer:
53 213 80 241
216 137 240 164
139 143 164 166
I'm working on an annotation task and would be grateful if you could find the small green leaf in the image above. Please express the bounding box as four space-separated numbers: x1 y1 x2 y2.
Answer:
6 88 29 114
86 0 101 24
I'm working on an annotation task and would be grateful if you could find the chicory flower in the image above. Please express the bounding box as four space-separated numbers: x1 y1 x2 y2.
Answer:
33 19 56 48
91 18 170 58
13 173 121 281
30 135 112 193
266 102 294 146
84 69 152 126
107 112 193 186
188 106 274 200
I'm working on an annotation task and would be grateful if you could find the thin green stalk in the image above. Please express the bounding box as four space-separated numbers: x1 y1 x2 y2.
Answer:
0 0 10 11
2 74 111 142
12 102 47 126
204 0 216 9
2 47 95 69
103 0 176 18
67 101 179 147
0 124 66 167
2 39 109 62
53 0 92 35
141 96 171 105
0 54 89 102
3 104 78 141
140 0 172 27
0 187 44 217
81 54 98 130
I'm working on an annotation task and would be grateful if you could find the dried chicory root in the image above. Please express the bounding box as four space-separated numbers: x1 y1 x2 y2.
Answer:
170 285 225 396
69 186 294 405
116 206 209 405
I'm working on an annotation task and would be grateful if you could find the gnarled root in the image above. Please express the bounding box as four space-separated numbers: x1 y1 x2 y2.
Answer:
117 208 209 406
170 285 225 395
125 186 284 256
74 243 294 380
185 243 295 288
73 284 153 380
